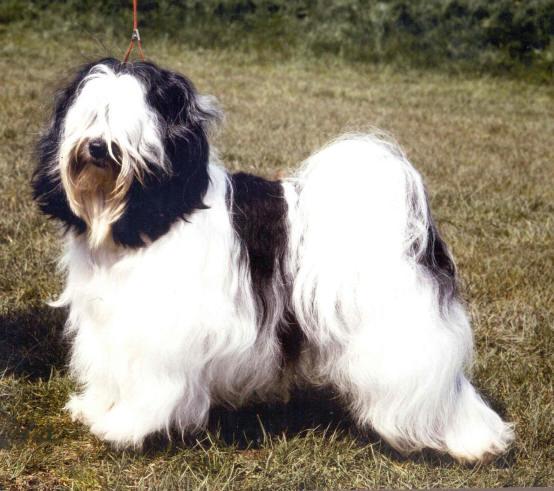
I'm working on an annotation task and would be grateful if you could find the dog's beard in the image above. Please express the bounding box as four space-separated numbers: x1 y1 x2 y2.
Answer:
61 141 130 248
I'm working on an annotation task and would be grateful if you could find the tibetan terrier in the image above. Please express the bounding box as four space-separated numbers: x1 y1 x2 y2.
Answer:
32 58 514 462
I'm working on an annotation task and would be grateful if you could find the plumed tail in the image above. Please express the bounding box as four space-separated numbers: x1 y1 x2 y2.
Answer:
288 133 458 345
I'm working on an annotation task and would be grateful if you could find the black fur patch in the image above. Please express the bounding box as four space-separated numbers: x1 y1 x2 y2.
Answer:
32 58 218 247
111 60 217 247
419 212 458 308
229 173 304 365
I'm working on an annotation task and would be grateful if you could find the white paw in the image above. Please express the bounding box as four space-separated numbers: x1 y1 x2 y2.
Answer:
65 394 87 423
65 392 115 425
445 420 515 463
89 405 151 448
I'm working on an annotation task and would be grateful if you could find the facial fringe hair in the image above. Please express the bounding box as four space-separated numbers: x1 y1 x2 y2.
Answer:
59 136 160 249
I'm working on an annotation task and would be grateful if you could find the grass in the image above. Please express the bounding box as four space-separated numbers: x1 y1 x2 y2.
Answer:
1 22 553 490
2 1 553 80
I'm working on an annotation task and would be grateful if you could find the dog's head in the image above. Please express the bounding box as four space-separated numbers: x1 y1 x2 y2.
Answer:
33 58 220 248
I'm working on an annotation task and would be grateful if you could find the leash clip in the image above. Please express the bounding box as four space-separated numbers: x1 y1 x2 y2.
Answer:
122 0 145 62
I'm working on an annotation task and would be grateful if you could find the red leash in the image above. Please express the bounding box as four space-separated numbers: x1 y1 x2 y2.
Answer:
123 0 145 62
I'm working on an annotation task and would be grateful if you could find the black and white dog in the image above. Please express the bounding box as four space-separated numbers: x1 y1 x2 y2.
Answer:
32 58 513 462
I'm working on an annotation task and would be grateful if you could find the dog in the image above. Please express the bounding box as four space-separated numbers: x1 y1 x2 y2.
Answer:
32 58 514 462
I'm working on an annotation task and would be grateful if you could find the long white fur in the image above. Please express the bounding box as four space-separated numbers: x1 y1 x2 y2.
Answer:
55 69 513 461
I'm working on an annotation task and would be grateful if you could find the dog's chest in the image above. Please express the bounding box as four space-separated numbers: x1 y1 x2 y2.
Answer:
63 217 251 341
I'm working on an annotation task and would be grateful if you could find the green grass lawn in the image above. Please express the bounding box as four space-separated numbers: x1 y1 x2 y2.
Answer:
1 24 553 490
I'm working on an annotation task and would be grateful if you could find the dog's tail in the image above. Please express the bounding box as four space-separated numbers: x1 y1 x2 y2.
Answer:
287 133 514 462
288 133 451 344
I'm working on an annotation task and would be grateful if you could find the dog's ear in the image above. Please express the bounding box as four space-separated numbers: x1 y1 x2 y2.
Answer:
111 66 222 247
149 70 221 135
144 69 221 173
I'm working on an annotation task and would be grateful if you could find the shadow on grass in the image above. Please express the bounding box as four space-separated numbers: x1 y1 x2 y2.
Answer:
142 387 388 453
0 304 69 380
208 388 357 447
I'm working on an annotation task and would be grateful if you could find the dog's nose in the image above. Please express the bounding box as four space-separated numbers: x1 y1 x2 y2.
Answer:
88 139 108 160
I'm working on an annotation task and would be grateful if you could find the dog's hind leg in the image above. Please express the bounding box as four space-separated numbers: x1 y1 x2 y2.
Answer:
320 298 514 462
289 134 513 462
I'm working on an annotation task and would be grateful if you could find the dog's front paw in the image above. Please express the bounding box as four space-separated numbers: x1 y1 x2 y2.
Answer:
89 405 151 448
65 392 115 425
65 394 88 423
